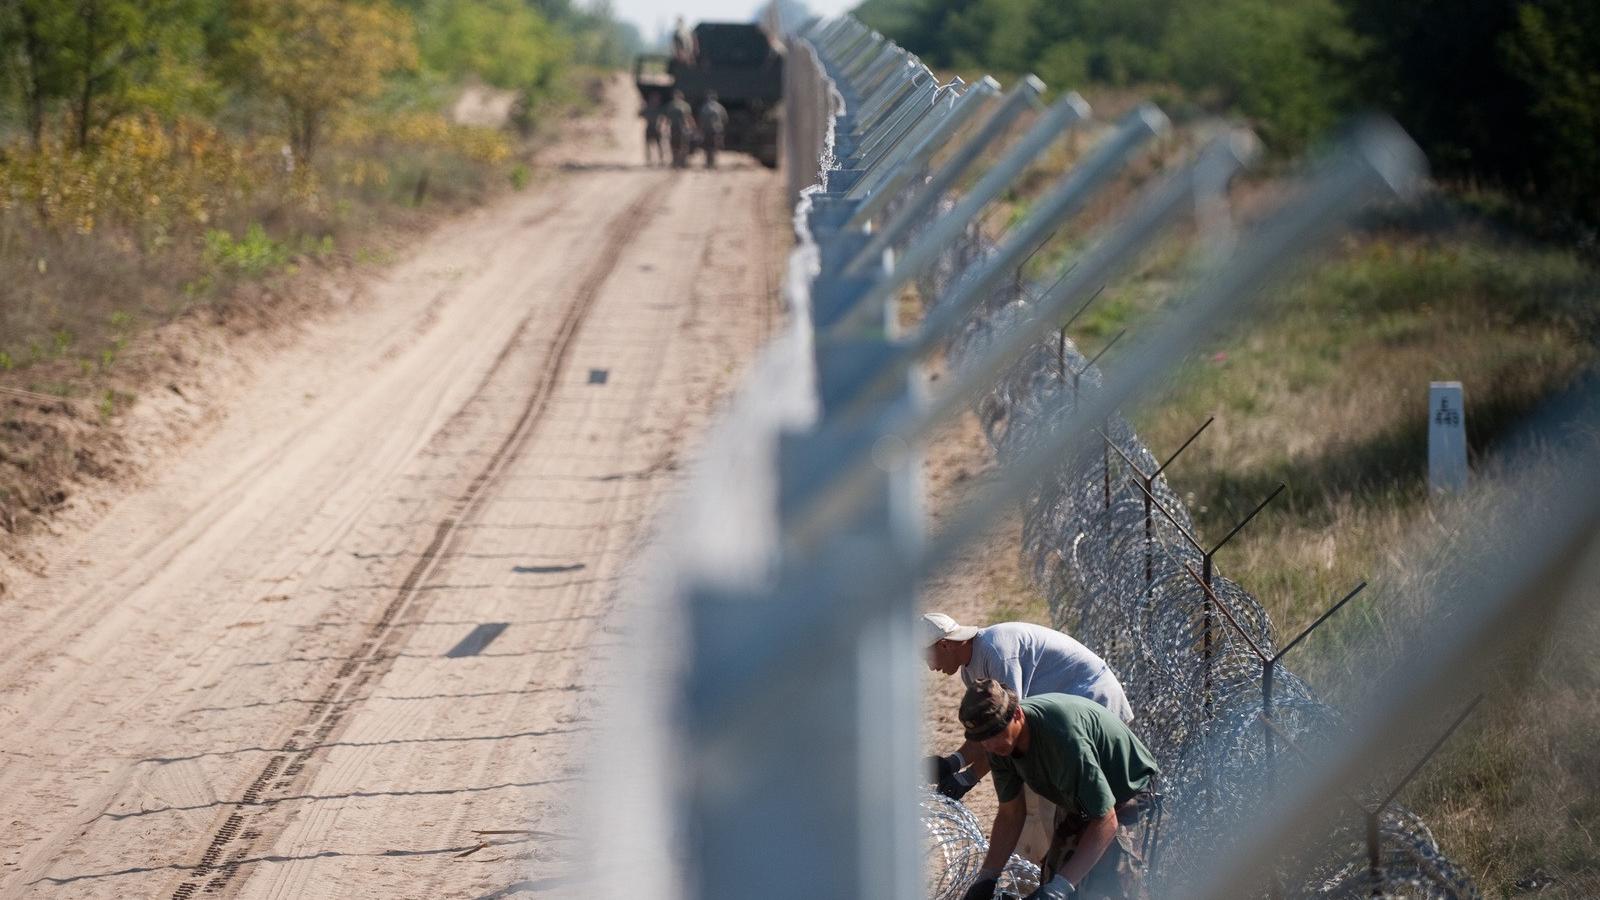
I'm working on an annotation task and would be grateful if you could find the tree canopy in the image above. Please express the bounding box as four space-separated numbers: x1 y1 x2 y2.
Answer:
853 0 1600 226
416 0 565 95
0 0 640 160
238 0 417 164
0 0 207 148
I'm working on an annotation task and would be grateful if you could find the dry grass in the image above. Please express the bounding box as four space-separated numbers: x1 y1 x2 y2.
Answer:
1113 212 1600 620
1273 457 1600 897
1408 592 1600 897
1103 207 1600 891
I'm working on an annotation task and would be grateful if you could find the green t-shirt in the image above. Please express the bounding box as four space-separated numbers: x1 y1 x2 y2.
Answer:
989 693 1159 818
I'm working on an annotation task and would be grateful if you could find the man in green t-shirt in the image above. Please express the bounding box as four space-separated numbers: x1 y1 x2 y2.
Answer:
957 679 1159 900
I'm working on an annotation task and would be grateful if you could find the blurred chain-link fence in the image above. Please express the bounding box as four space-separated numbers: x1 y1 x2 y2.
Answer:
567 8 1600 900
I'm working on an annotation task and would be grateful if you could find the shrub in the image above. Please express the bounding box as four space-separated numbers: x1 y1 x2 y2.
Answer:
203 223 289 277
0 115 266 242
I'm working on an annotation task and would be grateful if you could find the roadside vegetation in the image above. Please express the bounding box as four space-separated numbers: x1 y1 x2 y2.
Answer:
857 0 1600 241
0 0 639 542
859 0 1600 891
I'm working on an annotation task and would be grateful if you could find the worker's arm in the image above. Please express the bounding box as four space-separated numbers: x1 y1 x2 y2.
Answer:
977 794 1027 876
957 739 993 780
959 796 1025 900
1030 807 1117 899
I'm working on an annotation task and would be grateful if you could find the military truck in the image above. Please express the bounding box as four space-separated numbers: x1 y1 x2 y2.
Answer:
635 22 783 168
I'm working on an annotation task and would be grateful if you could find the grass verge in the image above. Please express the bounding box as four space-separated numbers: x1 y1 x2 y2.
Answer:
1108 198 1600 893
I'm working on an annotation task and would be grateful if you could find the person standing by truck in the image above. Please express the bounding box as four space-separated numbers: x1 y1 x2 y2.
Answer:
640 91 666 167
697 91 728 169
663 89 696 169
671 16 696 65
630 21 782 169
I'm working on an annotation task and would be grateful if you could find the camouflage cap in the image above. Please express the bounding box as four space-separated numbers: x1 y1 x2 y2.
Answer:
959 678 1018 742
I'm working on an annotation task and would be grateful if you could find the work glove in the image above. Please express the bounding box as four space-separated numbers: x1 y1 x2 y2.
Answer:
960 876 998 900
926 753 975 800
926 754 959 785
1022 873 1075 900
937 767 976 801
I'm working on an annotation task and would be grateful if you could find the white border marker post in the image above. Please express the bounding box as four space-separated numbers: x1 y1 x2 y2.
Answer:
1429 381 1467 494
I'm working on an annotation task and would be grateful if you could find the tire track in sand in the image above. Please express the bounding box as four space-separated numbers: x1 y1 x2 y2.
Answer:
168 183 665 900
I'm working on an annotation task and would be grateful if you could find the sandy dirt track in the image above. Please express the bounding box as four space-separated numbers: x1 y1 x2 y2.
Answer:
0 78 783 898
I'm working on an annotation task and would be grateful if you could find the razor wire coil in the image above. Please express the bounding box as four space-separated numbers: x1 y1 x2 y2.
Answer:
907 158 1478 900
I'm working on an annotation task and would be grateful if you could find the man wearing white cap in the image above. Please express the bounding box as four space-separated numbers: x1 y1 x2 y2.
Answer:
922 612 1133 861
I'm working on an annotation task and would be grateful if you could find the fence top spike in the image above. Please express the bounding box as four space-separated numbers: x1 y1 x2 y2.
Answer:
1274 581 1368 663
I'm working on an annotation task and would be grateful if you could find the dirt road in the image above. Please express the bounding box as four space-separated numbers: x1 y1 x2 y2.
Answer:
0 79 783 898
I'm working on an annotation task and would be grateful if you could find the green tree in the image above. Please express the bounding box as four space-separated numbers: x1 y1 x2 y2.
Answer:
1501 0 1600 217
237 0 417 164
1343 0 1600 224
855 0 1600 224
0 0 73 146
558 0 641 68
853 0 931 51
69 0 207 149
855 0 958 68
416 0 565 95
1030 0 1177 86
1165 0 1356 150
0 0 201 149
856 0 1178 88
1341 0 1530 182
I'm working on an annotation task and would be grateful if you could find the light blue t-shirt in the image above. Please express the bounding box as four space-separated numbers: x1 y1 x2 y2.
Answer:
960 622 1133 723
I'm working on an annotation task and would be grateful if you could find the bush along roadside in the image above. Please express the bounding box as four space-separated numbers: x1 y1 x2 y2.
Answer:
0 0 638 556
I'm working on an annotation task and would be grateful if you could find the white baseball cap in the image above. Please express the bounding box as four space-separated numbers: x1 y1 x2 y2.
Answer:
921 612 980 647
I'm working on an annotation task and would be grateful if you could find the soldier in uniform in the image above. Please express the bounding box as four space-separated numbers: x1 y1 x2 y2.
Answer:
697 90 728 169
671 16 696 65
640 90 665 167
663 89 696 170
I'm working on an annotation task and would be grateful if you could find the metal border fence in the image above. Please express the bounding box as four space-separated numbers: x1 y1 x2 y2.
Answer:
583 9 1600 900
